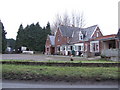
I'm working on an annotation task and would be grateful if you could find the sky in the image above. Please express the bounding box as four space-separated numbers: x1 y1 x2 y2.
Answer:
0 0 119 39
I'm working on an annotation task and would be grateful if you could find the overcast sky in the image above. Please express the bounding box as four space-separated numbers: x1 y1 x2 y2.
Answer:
0 0 119 39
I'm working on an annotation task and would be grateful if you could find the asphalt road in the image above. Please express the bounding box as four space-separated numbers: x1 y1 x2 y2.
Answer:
2 80 119 88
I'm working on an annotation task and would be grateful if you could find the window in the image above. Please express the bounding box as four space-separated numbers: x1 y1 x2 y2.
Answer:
70 46 73 50
79 31 83 40
96 44 99 51
79 34 83 40
57 47 60 52
63 47 65 50
78 46 81 51
58 36 60 42
81 36 83 39
96 32 99 37
75 46 77 51
47 48 49 51
74 43 84 51
90 41 99 52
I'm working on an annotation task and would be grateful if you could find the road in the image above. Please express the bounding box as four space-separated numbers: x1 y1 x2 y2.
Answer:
2 80 119 88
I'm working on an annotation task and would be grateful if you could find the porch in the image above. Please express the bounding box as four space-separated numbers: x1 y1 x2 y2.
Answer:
101 38 119 61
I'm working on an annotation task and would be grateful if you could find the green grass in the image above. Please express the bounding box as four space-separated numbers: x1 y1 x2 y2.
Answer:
2 64 119 81
1 59 118 63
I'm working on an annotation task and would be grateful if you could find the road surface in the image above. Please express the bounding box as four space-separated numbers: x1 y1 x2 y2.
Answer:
2 80 119 88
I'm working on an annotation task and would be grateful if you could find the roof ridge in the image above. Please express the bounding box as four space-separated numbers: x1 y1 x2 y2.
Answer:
84 25 98 29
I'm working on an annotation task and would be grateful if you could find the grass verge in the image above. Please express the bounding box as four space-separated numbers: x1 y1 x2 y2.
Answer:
2 64 119 82
1 59 118 63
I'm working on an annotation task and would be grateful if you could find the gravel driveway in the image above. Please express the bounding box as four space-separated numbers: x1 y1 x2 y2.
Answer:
1 54 101 61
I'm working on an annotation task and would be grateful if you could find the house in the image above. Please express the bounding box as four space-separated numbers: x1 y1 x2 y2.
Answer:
100 33 120 61
45 25 119 60
45 35 55 55
46 25 103 57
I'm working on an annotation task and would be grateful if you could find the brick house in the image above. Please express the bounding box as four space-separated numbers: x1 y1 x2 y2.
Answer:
52 25 104 57
45 25 120 59
45 35 55 55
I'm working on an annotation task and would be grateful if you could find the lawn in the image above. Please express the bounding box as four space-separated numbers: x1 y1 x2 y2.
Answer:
2 64 119 82
1 59 118 63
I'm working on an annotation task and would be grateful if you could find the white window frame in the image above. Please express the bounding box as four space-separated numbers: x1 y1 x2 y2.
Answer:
85 44 87 51
79 31 83 40
60 46 63 51
58 35 60 42
57 45 60 52
74 43 84 51
96 32 99 37
90 41 99 52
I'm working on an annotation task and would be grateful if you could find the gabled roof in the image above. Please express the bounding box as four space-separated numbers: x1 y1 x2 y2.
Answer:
59 25 80 37
59 25 97 40
48 35 55 46
69 25 98 43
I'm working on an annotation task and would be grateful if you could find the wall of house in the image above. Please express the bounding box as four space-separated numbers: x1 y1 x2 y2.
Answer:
92 27 103 38
54 26 104 57
45 37 51 55
55 29 69 54
86 27 103 57
83 41 90 57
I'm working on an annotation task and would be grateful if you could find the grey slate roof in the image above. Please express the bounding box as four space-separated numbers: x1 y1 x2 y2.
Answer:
81 25 97 41
59 25 98 43
59 25 80 37
49 35 55 46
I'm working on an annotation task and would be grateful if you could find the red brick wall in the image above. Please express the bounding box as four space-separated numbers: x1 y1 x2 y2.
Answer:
115 39 119 48
46 36 51 47
45 36 52 54
84 41 90 53
92 27 103 38
99 41 102 53
55 29 69 53
55 29 68 46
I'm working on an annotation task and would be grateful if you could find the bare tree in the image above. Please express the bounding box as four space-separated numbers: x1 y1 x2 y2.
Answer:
51 11 86 34
51 13 62 35
71 11 76 27
75 12 86 28
79 12 86 28
62 12 70 26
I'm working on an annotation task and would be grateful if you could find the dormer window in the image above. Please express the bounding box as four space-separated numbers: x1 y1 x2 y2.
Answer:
58 35 60 42
80 35 83 39
79 31 83 40
96 32 99 37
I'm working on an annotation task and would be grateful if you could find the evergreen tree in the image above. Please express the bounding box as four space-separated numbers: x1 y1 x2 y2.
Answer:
15 22 52 53
46 22 51 35
0 21 7 53
15 24 24 52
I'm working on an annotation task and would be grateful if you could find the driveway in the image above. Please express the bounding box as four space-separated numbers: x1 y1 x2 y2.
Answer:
1 54 101 61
